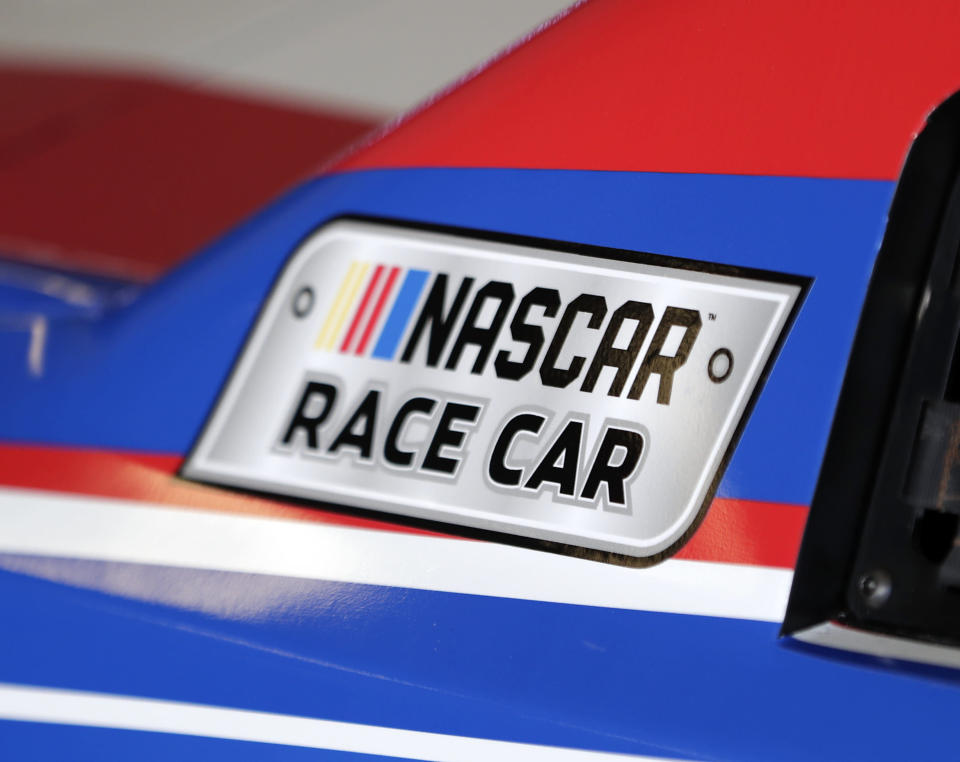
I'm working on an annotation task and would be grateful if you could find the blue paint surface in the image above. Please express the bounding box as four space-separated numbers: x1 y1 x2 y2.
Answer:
0 168 893 506
0 259 139 321
0 167 908 756
0 721 392 761
0 556 957 760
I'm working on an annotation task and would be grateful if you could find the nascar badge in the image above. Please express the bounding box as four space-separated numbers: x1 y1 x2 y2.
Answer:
184 219 804 563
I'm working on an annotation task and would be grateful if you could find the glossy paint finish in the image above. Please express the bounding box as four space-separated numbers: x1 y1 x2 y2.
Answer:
0 165 926 760
0 168 893 506
340 0 960 180
5 0 960 757
0 551 958 761
0 443 808 569
0 62 376 281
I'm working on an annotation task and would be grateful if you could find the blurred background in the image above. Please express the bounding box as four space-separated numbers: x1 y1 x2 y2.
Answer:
0 0 572 280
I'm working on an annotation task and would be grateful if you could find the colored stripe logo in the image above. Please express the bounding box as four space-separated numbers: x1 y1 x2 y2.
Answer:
316 262 428 358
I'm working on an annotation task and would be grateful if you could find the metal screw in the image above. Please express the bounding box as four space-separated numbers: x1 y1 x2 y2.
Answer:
858 569 892 608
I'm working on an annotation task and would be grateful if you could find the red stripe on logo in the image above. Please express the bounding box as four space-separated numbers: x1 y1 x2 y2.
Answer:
0 443 808 569
356 266 401 356
340 264 384 353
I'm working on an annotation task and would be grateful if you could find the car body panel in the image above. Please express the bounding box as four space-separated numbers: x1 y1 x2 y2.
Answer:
3 0 960 758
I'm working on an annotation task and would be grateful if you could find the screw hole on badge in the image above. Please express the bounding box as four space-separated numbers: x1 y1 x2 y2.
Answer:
708 348 733 383
292 286 314 318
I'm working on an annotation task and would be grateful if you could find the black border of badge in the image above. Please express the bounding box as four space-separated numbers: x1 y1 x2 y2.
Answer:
181 214 811 567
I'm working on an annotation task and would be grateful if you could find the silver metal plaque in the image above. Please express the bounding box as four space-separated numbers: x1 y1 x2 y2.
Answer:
184 220 802 562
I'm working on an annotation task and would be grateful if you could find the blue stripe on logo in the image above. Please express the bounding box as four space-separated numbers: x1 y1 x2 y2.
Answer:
371 269 429 360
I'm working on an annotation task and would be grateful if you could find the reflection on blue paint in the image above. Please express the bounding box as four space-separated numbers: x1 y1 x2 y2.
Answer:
0 168 894 505
0 556 958 760
0 720 391 761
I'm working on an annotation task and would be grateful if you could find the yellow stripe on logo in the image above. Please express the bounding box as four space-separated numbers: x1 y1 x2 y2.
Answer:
315 261 369 350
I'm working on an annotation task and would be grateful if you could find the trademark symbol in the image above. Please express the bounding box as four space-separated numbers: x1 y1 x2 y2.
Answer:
707 347 733 383
708 313 717 321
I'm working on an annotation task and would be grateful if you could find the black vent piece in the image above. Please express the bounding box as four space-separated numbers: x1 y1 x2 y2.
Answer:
784 90 960 649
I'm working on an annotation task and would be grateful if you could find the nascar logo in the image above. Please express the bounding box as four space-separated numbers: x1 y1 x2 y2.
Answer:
185 220 802 562
314 262 424 358
283 255 707 509
314 258 702 402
